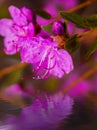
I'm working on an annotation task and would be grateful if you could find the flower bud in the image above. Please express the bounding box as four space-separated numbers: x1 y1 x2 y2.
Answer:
52 21 65 35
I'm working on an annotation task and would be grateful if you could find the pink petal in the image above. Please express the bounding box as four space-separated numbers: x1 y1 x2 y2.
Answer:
9 5 27 26
0 18 13 36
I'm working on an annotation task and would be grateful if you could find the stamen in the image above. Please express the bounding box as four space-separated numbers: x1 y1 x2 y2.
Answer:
22 48 56 80
37 47 50 69
22 48 50 80
45 55 56 70
32 47 51 79
41 52 56 79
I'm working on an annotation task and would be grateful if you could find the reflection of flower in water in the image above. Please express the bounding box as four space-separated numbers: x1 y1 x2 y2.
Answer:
6 93 73 130
0 124 13 130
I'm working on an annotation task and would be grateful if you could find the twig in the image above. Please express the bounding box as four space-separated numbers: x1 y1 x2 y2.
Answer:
0 93 26 107
0 63 27 79
68 0 93 12
46 0 96 25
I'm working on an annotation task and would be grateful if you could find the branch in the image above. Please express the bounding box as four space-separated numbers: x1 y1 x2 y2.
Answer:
0 63 27 79
47 0 96 25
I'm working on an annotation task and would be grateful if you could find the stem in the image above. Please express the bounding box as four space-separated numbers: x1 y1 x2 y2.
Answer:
0 63 27 79
85 93 97 107
47 0 96 25
0 92 26 107
77 28 97 44
68 0 93 12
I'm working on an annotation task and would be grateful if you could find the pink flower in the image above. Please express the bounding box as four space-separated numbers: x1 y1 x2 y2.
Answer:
20 36 74 79
0 5 35 54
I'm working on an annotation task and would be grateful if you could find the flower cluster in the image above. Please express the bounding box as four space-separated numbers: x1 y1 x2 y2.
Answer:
0 5 74 79
20 36 73 79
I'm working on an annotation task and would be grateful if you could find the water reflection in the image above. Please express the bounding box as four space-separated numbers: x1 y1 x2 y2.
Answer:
3 93 73 130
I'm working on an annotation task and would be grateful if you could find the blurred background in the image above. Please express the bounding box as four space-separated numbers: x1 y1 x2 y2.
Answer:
0 0 97 130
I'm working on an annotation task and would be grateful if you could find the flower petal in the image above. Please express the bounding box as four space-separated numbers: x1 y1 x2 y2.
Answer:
9 5 27 26
0 18 13 37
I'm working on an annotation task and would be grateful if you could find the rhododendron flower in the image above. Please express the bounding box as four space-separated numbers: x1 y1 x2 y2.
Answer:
0 124 12 130
20 36 73 79
6 93 73 130
0 5 35 54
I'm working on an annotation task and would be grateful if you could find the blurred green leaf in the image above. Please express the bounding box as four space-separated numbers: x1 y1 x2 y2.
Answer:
35 9 51 19
1 52 20 59
85 14 97 28
0 5 10 18
45 78 59 93
65 34 79 53
1 69 23 88
42 23 53 34
60 12 97 29
60 12 87 29
85 37 97 59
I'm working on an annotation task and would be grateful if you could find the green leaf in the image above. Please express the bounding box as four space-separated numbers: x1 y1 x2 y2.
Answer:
0 5 10 18
42 23 53 34
1 52 20 59
85 37 97 59
1 69 23 88
65 34 79 53
60 12 87 29
35 9 51 19
60 12 97 29
85 14 97 28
